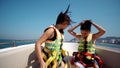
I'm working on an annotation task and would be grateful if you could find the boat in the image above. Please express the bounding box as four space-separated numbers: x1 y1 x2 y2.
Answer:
0 42 120 68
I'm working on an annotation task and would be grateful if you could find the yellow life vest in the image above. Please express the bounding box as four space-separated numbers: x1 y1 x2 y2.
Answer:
78 34 96 54
44 25 64 52
42 25 64 68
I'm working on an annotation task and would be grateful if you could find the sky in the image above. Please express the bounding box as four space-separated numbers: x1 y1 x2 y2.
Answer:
0 0 120 41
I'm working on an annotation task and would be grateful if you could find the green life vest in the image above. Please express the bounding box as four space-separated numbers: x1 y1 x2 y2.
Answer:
45 25 64 52
42 25 64 67
44 25 64 64
78 34 96 54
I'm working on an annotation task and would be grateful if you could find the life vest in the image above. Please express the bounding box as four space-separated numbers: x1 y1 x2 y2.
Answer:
71 52 103 68
45 25 64 51
71 34 103 68
78 34 96 54
42 25 64 68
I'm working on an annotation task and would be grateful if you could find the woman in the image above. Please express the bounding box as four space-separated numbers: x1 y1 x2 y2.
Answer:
35 5 71 68
68 20 106 68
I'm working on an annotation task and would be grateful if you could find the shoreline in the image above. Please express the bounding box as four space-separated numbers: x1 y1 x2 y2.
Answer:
97 42 120 46
96 45 120 53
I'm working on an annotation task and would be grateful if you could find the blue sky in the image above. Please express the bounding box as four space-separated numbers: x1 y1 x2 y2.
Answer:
0 0 120 41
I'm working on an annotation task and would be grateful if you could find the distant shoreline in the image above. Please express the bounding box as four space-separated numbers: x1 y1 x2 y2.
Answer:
96 42 120 46
96 45 120 53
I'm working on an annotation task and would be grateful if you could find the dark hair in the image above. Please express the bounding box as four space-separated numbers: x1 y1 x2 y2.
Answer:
56 12 71 25
80 20 92 31
56 4 71 25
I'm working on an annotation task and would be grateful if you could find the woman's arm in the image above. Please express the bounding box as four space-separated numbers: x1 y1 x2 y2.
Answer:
68 24 79 38
68 22 83 38
35 28 54 68
92 21 106 40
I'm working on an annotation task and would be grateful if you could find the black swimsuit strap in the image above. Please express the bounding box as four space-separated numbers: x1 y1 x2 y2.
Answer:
44 27 57 41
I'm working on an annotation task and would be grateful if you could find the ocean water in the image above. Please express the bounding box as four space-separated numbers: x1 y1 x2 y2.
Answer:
0 39 120 50
0 39 36 49
96 43 120 50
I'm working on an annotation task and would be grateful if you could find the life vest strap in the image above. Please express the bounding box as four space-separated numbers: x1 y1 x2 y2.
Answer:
71 52 103 68
43 46 54 54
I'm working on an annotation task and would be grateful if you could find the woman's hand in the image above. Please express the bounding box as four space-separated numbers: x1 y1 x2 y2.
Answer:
79 20 94 26
40 60 47 68
79 20 87 25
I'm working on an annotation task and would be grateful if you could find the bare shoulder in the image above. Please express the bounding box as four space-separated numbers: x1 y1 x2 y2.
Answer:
36 28 55 44
40 27 55 40
44 27 54 34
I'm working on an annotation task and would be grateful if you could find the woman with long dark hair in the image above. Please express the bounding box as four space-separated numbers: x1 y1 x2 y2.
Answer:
68 20 106 68
35 5 71 68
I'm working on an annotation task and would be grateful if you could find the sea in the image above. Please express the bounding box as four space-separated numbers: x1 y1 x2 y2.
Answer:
0 39 120 51
0 39 36 49
96 43 120 51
